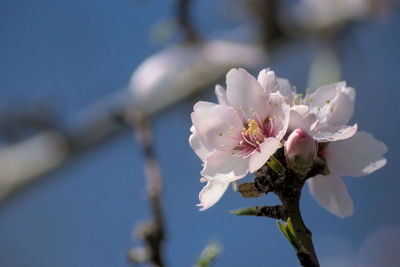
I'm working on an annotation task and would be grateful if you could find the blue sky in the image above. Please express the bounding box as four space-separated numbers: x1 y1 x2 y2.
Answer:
0 0 399 266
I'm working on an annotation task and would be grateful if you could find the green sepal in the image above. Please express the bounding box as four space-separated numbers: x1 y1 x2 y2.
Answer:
267 155 286 178
277 217 301 252
230 207 259 216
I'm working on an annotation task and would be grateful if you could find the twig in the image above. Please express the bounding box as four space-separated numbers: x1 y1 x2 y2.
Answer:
176 0 198 43
279 195 319 267
132 117 165 267
251 148 322 267
231 205 287 220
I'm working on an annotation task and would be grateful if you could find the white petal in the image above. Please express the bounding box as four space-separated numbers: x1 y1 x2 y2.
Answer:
215 85 228 105
226 68 269 121
342 86 355 102
191 101 243 150
257 68 278 94
198 181 230 211
308 173 354 218
249 138 281 173
325 131 387 177
288 105 318 134
277 78 295 103
306 81 345 110
306 82 355 126
267 93 291 139
325 88 354 126
201 150 249 182
189 128 215 162
257 70 294 103
314 124 357 142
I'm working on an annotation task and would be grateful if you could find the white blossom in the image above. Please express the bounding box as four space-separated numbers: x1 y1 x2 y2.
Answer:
190 68 290 210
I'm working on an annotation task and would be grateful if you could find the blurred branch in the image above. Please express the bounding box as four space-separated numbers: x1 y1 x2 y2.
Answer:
0 0 391 203
176 0 198 42
0 37 265 203
129 117 165 266
0 90 130 201
246 0 286 48
0 101 57 143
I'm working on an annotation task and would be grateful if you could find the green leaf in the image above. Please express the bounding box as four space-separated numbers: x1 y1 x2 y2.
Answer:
196 242 222 267
267 155 286 177
277 220 290 240
230 207 259 216
277 218 301 252
286 217 295 236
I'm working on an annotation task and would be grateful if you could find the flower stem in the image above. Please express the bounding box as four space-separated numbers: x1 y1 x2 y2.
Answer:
280 195 320 267
253 147 326 266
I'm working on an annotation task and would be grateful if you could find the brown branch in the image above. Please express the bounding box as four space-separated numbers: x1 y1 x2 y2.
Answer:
253 148 322 267
256 205 288 220
279 196 319 267
131 117 165 267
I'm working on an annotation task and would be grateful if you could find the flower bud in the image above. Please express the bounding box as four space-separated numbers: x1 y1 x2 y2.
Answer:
285 128 317 175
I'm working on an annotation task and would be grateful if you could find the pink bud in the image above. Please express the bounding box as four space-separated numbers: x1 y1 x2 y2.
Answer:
285 128 317 175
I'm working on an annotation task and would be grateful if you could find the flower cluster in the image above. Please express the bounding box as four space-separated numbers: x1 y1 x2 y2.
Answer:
189 68 387 217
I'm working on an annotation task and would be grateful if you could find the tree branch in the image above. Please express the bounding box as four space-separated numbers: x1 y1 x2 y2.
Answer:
252 148 322 267
131 117 165 267
130 117 166 267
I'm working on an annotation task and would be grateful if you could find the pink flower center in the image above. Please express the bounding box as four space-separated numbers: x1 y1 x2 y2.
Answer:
232 116 275 159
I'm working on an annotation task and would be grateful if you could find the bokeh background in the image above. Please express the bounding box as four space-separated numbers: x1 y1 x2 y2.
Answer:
0 0 399 266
